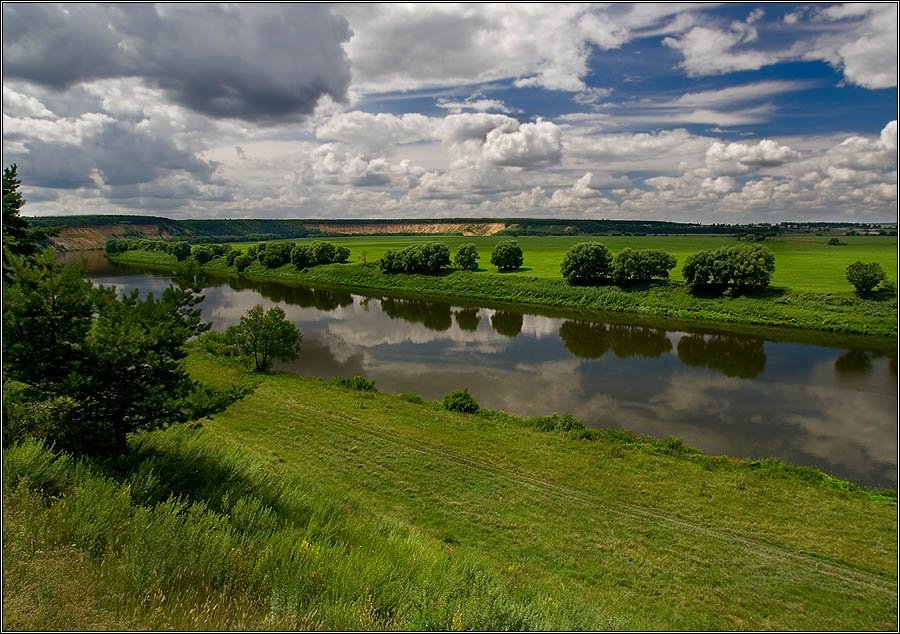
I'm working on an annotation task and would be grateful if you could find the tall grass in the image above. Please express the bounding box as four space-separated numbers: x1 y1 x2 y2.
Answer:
3 433 598 631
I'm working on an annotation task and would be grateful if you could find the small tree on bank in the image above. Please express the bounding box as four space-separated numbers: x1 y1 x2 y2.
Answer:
226 305 302 371
490 240 523 272
560 242 612 285
454 243 480 271
846 261 886 295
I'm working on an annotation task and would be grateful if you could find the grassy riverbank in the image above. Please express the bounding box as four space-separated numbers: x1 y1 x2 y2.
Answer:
227 235 899 293
109 250 898 336
4 349 896 630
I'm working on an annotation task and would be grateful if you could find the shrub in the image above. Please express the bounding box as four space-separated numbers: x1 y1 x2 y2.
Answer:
258 242 294 269
827 237 846 246
309 240 336 265
846 261 886 294
560 242 612 285
611 248 676 284
291 244 314 269
454 243 480 271
233 254 252 272
225 249 241 266
490 240 523 272
442 388 479 414
379 243 450 275
399 392 423 404
682 244 774 294
329 375 377 391
334 245 351 263
191 245 215 264
169 241 192 261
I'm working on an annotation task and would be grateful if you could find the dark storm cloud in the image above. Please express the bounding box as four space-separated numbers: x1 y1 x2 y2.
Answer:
2 3 352 122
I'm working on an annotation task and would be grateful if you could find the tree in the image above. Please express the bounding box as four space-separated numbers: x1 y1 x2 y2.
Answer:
191 245 215 264
682 244 774 294
846 261 886 295
169 241 192 261
442 388 479 414
226 304 302 371
3 250 209 455
611 248 676 284
560 242 612 285
490 239 523 272
233 253 252 272
3 164 56 279
379 243 450 274
454 243 480 271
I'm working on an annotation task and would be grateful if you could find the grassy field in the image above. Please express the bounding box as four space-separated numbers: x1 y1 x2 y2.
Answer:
109 249 898 336
227 235 898 294
4 350 896 630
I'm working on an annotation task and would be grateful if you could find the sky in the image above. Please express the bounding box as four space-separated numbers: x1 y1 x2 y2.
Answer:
2 2 897 223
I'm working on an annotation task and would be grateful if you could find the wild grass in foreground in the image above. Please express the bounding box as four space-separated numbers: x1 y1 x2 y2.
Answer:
4 351 896 631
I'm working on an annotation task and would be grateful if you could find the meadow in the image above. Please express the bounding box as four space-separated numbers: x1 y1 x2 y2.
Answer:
4 349 896 630
228 234 898 294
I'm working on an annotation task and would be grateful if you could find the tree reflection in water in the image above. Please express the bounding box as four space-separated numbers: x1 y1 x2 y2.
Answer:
225 277 353 311
676 334 766 379
454 308 480 332
380 297 453 331
490 310 524 337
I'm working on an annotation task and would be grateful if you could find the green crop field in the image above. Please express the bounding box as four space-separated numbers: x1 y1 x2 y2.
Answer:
227 235 897 294
4 350 895 630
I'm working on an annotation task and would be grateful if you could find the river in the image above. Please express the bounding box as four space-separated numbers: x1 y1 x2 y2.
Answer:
62 250 898 488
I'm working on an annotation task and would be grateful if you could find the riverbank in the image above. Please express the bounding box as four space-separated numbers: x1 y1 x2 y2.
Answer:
4 348 895 630
108 250 898 337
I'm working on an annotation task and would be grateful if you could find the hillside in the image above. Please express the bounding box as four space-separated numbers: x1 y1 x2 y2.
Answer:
3 349 895 630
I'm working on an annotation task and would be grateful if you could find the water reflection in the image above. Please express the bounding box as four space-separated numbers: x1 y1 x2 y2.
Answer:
677 334 767 379
455 308 480 332
558 321 673 360
79 256 898 488
491 310 524 337
381 297 453 331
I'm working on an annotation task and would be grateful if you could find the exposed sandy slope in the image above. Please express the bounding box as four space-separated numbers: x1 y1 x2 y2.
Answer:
306 222 507 236
50 224 167 251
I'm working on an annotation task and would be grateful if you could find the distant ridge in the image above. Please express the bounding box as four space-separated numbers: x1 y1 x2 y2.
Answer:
25 215 895 250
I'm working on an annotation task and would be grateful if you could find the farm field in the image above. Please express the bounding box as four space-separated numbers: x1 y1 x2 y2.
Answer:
4 350 895 630
227 235 898 294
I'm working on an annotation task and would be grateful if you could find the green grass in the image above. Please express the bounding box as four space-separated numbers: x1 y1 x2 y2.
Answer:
226 235 898 294
4 351 895 630
110 249 898 336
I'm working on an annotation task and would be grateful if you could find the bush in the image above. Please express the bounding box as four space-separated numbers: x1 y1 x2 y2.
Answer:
827 237 846 246
490 240 523 272
309 240 336 265
399 392 423 404
379 243 451 275
233 254 252 272
682 244 774 294
225 249 241 266
334 245 351 263
258 242 294 269
611 248 676 284
291 244 314 269
442 388 479 414
169 241 192 261
454 243 480 271
191 245 215 264
329 375 377 391
846 261 886 294
560 242 612 285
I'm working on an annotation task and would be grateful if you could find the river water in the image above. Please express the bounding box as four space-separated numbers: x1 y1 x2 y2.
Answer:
63 250 898 488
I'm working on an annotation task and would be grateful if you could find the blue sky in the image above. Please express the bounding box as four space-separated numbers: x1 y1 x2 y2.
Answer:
2 3 897 222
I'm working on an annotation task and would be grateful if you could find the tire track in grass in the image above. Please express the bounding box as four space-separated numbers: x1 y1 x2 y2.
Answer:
286 399 895 596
